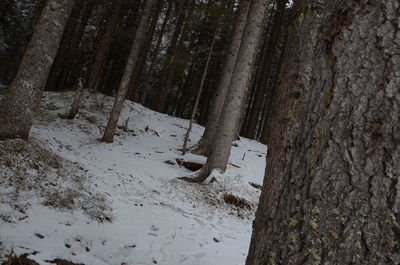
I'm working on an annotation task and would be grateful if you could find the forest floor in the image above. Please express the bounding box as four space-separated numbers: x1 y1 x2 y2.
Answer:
0 92 266 265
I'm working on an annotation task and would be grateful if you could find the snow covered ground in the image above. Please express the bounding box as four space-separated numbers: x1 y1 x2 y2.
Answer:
0 92 267 265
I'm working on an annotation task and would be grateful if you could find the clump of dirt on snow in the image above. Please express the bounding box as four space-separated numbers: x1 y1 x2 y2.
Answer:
0 139 112 224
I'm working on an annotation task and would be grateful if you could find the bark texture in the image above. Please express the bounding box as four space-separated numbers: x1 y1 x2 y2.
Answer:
193 0 250 156
196 0 270 181
246 0 400 264
0 0 75 140
102 0 159 143
244 0 286 139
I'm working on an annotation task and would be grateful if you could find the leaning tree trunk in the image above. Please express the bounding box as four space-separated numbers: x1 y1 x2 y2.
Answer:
102 0 160 143
0 0 75 140
192 0 250 156
246 0 400 264
185 0 270 182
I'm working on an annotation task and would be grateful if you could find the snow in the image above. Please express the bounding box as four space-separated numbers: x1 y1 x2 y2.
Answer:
0 92 267 265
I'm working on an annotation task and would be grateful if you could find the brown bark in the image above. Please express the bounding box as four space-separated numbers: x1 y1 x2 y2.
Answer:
244 0 286 139
186 0 270 182
102 0 160 143
140 0 172 106
45 1 83 91
246 0 400 264
55 2 92 91
0 0 75 140
153 0 187 113
87 0 122 92
125 0 164 101
192 0 250 156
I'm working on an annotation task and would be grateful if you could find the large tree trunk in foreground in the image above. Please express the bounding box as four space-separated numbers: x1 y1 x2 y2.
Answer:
246 0 400 264
187 0 270 182
192 0 250 156
0 0 75 140
102 0 159 143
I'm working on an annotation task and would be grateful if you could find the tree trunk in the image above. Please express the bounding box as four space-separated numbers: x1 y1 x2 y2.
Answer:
87 0 122 92
244 0 286 139
102 0 159 143
0 0 75 140
186 0 270 182
140 0 172 106
45 1 83 91
192 0 250 156
182 28 218 155
153 0 187 113
246 0 400 264
240 4 276 137
68 57 91 119
125 0 163 101
55 2 92 91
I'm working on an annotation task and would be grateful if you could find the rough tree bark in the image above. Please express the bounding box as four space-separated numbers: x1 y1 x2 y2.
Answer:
102 0 160 143
192 0 250 156
183 0 270 182
246 0 400 264
244 0 286 139
0 0 75 140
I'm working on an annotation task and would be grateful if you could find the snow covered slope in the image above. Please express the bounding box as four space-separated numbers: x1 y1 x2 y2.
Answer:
0 92 267 265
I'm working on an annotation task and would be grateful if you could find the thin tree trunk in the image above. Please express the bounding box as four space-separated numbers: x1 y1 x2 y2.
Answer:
0 0 75 140
240 4 276 136
182 28 218 155
192 0 250 156
140 0 172 106
68 58 91 119
153 0 187 113
183 0 270 182
46 1 83 91
87 0 122 92
125 0 163 101
55 2 92 91
246 0 400 264
102 0 160 143
244 0 286 139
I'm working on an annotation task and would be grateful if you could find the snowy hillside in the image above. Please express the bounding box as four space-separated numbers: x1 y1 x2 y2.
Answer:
0 92 267 265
